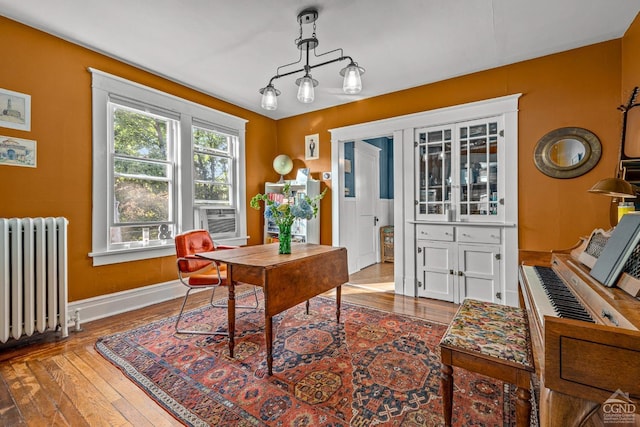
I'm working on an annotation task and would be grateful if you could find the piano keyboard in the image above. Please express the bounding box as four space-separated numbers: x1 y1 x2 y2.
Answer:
521 265 595 323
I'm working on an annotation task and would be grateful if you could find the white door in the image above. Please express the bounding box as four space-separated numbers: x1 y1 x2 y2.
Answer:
355 141 380 270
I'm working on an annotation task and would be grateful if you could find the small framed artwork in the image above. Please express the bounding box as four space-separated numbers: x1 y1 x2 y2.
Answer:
0 135 37 168
0 88 31 131
305 134 319 160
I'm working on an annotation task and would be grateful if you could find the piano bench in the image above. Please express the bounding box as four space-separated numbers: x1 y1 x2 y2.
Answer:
439 298 534 427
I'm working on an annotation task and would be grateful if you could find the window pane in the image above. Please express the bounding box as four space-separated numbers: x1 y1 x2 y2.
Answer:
114 177 169 224
193 124 234 208
195 183 231 204
193 154 230 183
113 107 169 160
109 224 174 246
193 126 229 154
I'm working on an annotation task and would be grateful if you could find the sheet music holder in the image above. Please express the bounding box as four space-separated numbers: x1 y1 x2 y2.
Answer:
589 213 640 287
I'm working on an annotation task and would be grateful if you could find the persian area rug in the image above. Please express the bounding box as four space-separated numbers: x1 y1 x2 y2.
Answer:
96 293 516 426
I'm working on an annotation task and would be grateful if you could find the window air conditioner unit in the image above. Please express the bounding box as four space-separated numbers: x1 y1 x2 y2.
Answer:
199 208 237 237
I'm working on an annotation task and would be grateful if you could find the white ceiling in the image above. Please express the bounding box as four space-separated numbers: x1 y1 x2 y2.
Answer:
1 0 639 119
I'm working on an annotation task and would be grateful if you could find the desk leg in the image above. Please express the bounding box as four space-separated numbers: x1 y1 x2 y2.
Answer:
336 285 342 323
266 314 273 376
228 278 235 358
441 362 453 427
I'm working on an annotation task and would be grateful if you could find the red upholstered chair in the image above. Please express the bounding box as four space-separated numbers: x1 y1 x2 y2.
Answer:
174 229 259 335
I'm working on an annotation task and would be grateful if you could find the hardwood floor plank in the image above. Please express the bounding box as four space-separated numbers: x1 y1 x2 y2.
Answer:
10 361 71 426
42 355 130 427
26 359 89 427
0 363 48 426
0 372 26 426
80 346 180 426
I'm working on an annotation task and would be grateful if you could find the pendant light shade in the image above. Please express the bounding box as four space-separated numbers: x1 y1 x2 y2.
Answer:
340 61 364 94
296 75 317 103
259 84 280 110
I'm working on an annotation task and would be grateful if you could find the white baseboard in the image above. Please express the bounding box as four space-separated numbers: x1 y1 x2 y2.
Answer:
68 280 189 326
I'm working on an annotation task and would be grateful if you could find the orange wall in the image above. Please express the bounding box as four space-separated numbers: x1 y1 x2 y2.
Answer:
622 13 640 158
276 41 623 251
0 17 278 301
1 14 637 302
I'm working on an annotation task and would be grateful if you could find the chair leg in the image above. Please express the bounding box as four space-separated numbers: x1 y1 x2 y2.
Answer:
211 285 261 309
175 287 228 336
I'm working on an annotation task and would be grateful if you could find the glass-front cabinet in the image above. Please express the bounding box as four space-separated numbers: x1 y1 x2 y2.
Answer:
416 116 503 222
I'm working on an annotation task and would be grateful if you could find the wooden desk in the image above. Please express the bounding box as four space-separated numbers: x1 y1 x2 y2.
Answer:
198 243 349 375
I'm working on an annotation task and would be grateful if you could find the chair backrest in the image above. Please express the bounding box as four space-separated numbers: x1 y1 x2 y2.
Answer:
175 229 216 273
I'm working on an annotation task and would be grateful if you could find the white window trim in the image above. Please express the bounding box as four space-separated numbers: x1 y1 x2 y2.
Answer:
89 68 248 266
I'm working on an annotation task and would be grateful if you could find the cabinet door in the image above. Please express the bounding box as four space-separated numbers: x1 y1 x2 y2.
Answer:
457 243 500 303
415 125 453 220
416 240 455 302
457 117 503 221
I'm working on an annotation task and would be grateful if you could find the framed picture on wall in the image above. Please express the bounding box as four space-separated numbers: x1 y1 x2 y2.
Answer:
305 134 319 160
0 135 37 168
0 88 31 132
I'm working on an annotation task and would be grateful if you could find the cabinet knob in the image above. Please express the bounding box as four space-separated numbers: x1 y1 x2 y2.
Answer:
458 271 464 276
449 269 454 275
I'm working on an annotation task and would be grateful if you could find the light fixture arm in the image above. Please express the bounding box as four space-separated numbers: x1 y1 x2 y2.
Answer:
267 55 354 86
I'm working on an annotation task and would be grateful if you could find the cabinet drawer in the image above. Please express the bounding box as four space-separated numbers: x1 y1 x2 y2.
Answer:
416 224 454 241
457 226 501 244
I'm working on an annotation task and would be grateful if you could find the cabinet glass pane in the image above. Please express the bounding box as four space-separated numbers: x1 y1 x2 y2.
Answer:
416 127 452 218
458 121 499 218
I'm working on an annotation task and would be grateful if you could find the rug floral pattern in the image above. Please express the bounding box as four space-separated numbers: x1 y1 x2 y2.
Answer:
96 294 515 426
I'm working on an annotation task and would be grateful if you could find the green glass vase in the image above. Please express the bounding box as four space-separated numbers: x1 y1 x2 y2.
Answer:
278 223 292 254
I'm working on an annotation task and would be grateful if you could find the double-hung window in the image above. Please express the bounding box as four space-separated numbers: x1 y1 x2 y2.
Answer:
90 69 247 266
110 103 177 248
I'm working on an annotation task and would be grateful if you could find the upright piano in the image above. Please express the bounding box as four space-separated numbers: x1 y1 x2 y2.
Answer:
519 231 640 426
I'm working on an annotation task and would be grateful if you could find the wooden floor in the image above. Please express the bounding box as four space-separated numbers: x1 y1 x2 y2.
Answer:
0 275 458 426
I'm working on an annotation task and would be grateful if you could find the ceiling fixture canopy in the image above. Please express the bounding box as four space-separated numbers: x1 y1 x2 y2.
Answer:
259 7 365 111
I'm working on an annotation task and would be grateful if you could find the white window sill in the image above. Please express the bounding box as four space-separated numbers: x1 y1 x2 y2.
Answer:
89 236 249 266
89 243 176 266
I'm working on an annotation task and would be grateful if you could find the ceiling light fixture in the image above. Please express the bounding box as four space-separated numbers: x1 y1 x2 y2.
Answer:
259 7 365 111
